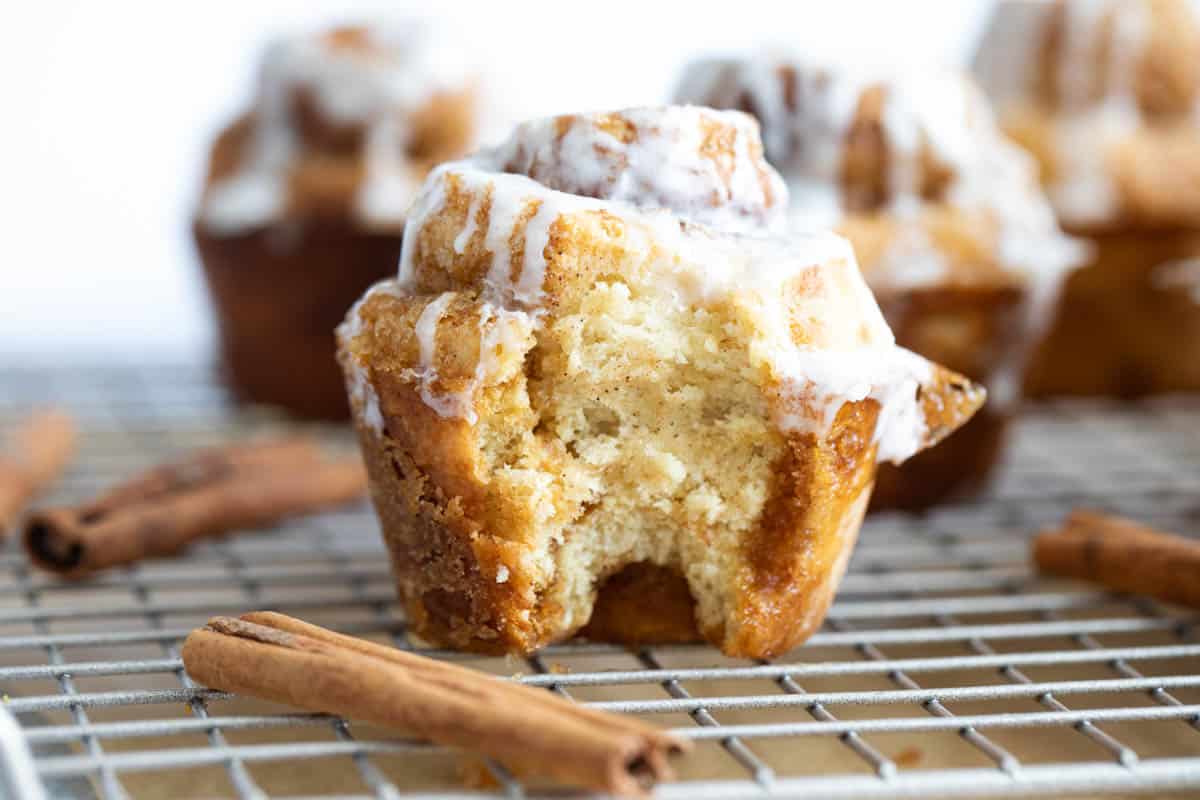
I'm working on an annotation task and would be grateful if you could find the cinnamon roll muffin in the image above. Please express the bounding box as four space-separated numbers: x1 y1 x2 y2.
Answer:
676 60 1082 510
337 107 984 658
194 23 478 418
974 0 1200 396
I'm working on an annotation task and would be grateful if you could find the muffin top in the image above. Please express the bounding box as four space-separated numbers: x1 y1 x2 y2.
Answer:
394 106 882 339
198 22 477 235
675 57 1083 291
974 0 1200 228
490 107 788 234
340 106 983 464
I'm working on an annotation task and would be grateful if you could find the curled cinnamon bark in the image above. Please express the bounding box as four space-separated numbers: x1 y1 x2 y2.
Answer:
24 440 365 577
1034 510 1200 608
0 410 76 535
182 613 686 797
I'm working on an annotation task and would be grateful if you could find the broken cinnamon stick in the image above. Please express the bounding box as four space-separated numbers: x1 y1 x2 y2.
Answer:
1034 509 1200 608
24 440 365 578
0 410 76 535
182 613 686 797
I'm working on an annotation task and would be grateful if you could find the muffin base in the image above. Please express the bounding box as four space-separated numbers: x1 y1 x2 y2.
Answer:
348 374 879 658
195 219 401 419
870 285 1027 511
1025 227 1200 397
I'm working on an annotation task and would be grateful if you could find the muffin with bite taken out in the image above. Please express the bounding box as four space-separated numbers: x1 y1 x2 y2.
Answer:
337 106 985 657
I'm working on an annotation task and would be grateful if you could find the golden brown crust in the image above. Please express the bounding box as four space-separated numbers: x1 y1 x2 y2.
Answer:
353 392 536 653
343 286 549 653
730 403 876 658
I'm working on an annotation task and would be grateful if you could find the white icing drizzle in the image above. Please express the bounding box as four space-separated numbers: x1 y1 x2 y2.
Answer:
492 107 787 233
453 190 484 253
370 108 954 464
676 57 1085 296
413 292 469 418
336 278 408 432
975 0 1154 226
772 347 933 464
402 162 609 308
719 231 933 462
199 22 474 235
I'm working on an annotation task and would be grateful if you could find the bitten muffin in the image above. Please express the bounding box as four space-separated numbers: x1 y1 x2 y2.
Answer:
194 23 478 418
676 59 1082 509
337 107 984 658
974 0 1200 396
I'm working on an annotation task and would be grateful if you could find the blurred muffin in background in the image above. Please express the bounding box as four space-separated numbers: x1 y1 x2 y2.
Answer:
975 0 1200 397
676 58 1082 510
194 23 478 419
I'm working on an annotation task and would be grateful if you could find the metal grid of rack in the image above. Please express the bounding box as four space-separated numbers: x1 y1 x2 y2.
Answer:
1 363 1199 799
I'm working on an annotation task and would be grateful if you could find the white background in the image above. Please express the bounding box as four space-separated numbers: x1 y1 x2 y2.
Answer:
0 1 990 364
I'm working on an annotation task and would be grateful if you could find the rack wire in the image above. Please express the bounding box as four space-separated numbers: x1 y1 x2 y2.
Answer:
1 363 1199 799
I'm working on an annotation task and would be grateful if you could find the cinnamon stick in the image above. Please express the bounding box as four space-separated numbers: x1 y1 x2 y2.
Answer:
81 439 323 514
1034 510 1200 608
24 440 365 577
239 611 682 760
182 613 686 797
0 410 76 535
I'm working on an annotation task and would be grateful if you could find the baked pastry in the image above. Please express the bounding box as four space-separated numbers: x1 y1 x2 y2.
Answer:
675 59 1082 509
974 0 1200 396
337 106 985 657
194 23 478 418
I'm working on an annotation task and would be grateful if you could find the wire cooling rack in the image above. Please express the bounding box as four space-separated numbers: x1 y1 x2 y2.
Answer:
1 364 1200 800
